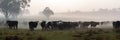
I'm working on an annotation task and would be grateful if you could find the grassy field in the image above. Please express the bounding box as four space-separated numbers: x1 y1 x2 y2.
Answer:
0 28 120 40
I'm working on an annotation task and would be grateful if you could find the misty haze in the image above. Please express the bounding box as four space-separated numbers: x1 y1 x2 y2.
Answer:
0 0 120 40
0 0 120 28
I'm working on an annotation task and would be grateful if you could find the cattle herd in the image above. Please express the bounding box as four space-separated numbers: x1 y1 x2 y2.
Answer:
5 20 120 31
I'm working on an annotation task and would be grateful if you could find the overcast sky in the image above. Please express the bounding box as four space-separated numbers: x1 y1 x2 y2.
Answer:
29 0 120 13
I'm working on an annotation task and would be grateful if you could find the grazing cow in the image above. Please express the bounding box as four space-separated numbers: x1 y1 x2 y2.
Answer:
80 21 99 28
57 22 69 30
100 22 104 25
6 20 18 29
113 21 120 32
47 21 60 30
40 21 50 30
80 22 91 28
46 22 53 30
46 21 79 30
113 21 120 28
90 21 99 28
60 22 79 30
29 21 38 31
100 21 110 25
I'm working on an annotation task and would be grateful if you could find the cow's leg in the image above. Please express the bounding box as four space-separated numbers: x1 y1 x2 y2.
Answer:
42 25 47 31
12 26 14 29
59 26 64 30
47 26 50 30
42 27 44 30
13 26 15 29
44 27 47 30
51 26 53 30
30 28 33 31
115 27 120 32
49 26 52 30
9 26 12 29
15 26 18 29
31 27 34 31
29 27 33 31
13 26 14 29
43 27 45 30
45 26 49 31
13 26 17 29
31 28 33 31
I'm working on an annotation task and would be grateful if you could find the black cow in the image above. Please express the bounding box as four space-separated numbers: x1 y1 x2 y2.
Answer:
90 21 99 28
80 21 99 28
113 21 120 32
40 21 50 30
46 21 60 30
59 22 79 30
29 21 38 31
57 22 69 30
100 21 109 25
80 22 91 28
46 21 79 30
6 20 18 29
100 22 104 25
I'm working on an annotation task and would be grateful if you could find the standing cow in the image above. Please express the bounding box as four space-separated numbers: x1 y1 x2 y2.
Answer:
113 21 120 32
46 21 79 30
80 21 99 28
6 20 18 29
41 21 48 30
90 21 99 28
80 22 91 28
29 21 38 31
43 21 59 30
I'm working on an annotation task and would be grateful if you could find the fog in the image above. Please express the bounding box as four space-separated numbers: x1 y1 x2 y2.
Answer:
0 11 119 22
0 0 120 29
10 11 120 22
0 0 120 21
30 0 120 13
0 10 117 29
26 0 120 21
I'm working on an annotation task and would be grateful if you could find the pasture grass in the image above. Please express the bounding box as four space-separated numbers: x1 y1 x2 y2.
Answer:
0 28 120 40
